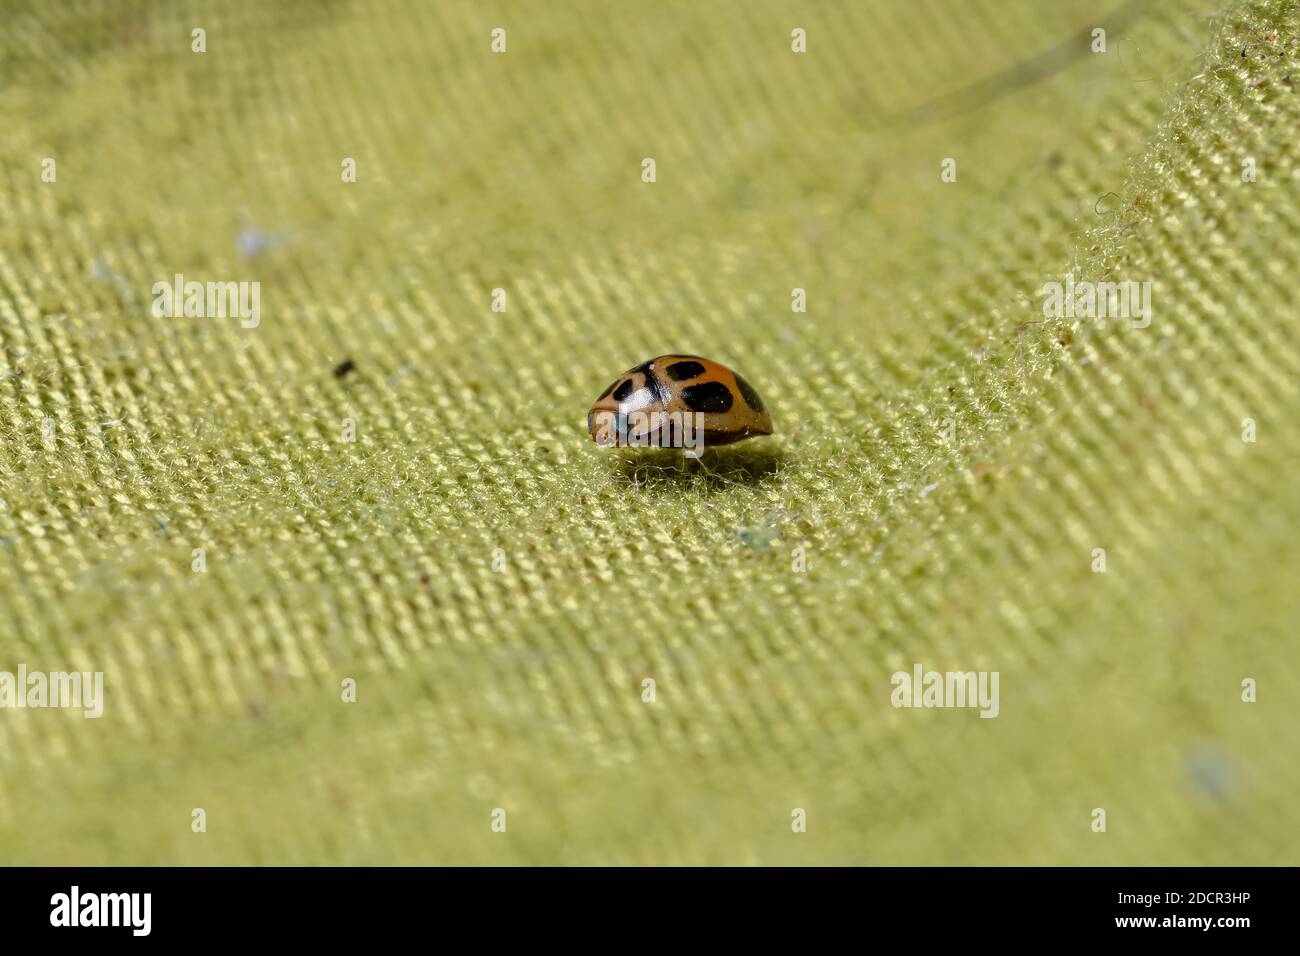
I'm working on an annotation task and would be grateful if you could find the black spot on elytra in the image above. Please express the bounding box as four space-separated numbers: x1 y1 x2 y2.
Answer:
612 378 634 402
665 360 706 381
733 373 765 412
682 380 733 413
597 379 620 400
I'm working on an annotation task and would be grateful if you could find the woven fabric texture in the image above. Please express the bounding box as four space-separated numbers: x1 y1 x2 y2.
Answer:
0 0 1297 864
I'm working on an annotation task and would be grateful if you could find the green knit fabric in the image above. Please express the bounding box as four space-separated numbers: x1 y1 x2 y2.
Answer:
1 0 1296 864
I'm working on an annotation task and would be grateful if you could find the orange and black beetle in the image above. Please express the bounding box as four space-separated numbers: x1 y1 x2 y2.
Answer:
587 355 772 450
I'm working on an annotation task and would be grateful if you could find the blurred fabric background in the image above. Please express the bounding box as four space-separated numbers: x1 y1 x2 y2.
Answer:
0 0 1296 864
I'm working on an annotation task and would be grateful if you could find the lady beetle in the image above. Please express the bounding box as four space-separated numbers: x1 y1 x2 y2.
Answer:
587 354 772 451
